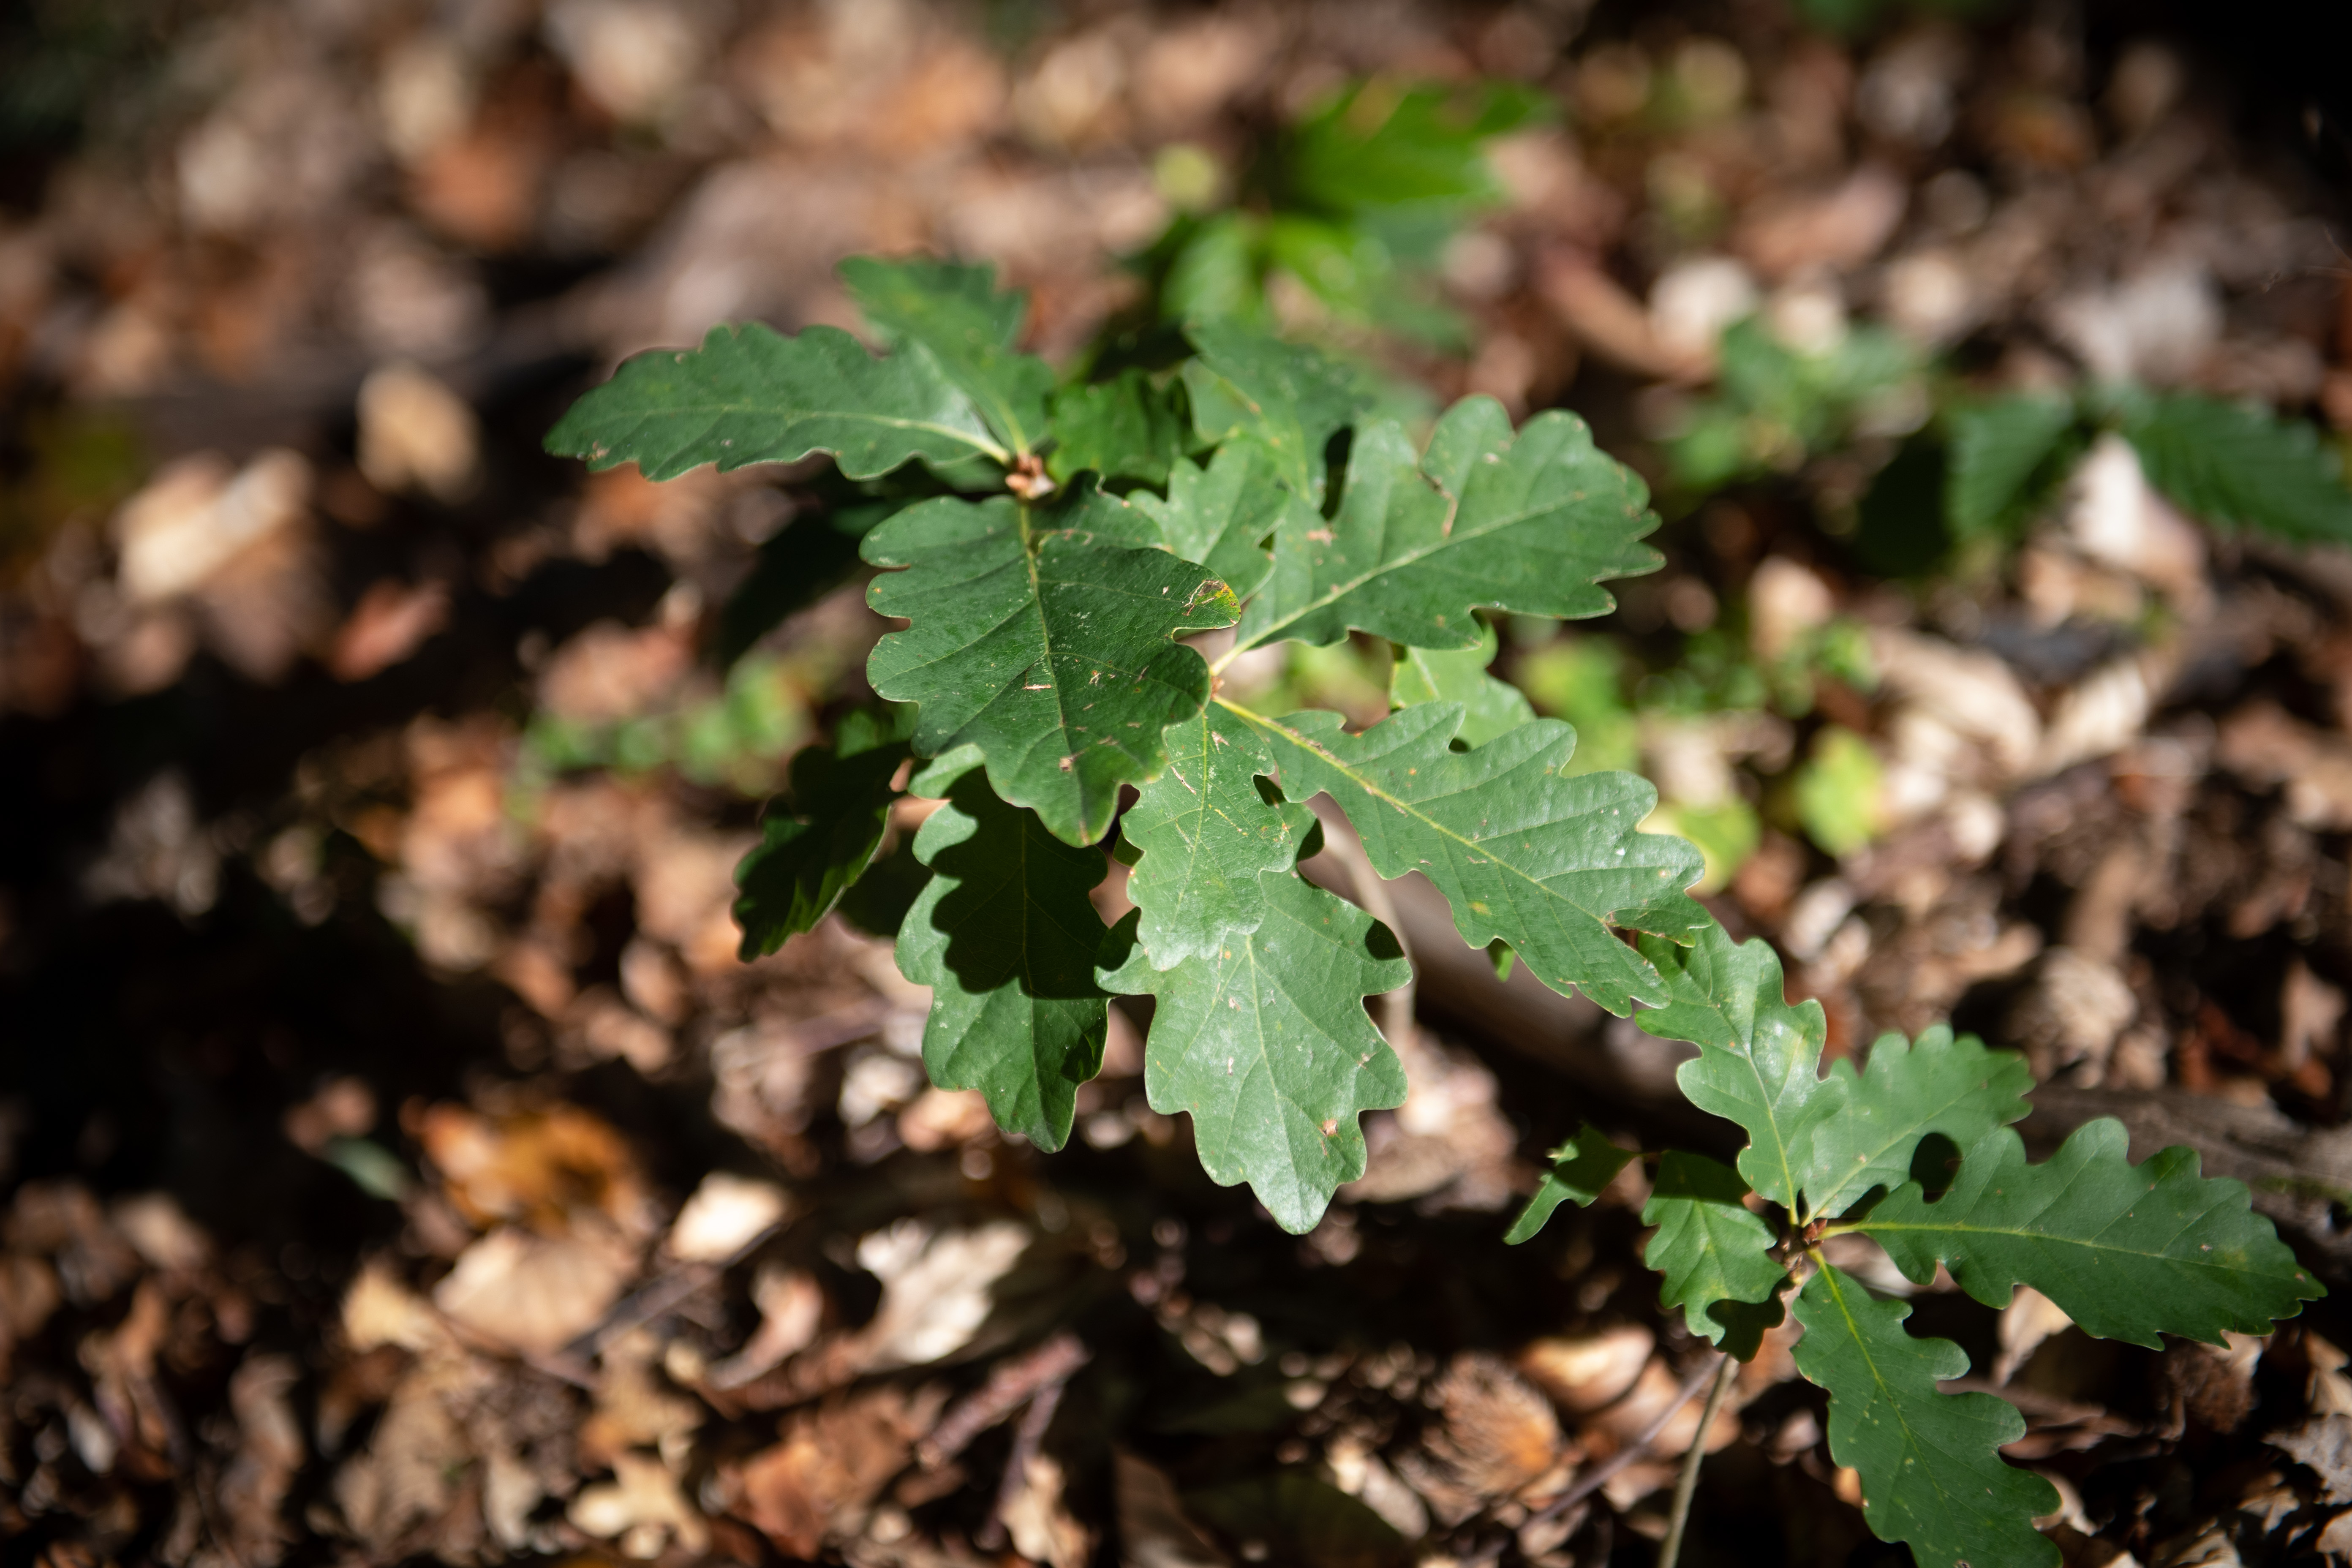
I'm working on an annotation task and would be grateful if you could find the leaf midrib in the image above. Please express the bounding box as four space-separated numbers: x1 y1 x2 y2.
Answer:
1220 700 1653 950
1812 1266 1990 1539
1804 1071 2015 1220
1216 460 1628 664
604 401 1010 464
1838 1215 2266 1274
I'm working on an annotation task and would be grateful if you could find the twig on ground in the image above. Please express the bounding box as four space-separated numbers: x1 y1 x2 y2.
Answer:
918 1332 1090 1469
976 1361 1074 1550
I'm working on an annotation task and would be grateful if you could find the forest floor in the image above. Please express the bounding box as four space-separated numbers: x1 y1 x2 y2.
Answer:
6 3 2352 1566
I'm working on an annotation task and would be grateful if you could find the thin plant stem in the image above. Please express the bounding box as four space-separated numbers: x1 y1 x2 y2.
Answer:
1658 1352 1738 1568
1468 1354 1725 1565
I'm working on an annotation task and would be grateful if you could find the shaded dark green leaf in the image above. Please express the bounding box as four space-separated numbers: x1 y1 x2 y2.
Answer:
1945 393 2080 542
1180 322 1379 505
1505 1122 1636 1244
1792 1264 2059 1568
1045 369 1189 488
1641 1151 1786 1359
2123 392 2352 544
898 754 1108 1150
732 708 913 958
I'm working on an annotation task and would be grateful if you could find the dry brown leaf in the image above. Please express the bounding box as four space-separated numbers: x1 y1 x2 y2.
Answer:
731 1385 945 1558
1411 1352 1568 1523
1519 1326 1653 1416
1000 1451 1093 1568
330 579 451 682
432 1226 637 1357
214 1353 304 1566
581 1329 703 1469
569 1449 710 1558
414 1101 656 1240
665 1172 790 1263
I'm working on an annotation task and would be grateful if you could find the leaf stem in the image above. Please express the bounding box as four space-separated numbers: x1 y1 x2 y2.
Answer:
1658 1352 1737 1568
1207 636 1260 678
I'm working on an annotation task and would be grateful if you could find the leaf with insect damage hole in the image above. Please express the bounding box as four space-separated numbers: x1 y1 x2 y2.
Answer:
863 495 1240 847
1098 869 1409 1233
898 752 1108 1151
840 255 1054 459
1234 397 1662 655
732 708 913 958
1119 702 1315 969
1237 700 1704 1015
545 321 1005 481
1792 1263 2060 1568
1505 1122 1636 1244
1849 1119 2323 1347
1647 930 2032 1224
1791 1025 2034 1223
1641 1151 1786 1359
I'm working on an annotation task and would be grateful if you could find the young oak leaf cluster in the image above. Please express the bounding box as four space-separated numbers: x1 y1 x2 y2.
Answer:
552 256 1690 1232
552 253 2327 1568
1511 920 2323 1568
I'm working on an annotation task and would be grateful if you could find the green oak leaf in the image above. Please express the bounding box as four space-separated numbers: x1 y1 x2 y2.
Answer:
1098 871 1410 1233
1389 620 1535 749
840 256 1052 458
1120 703 1314 969
732 708 913 958
545 321 1005 480
1641 1152 1787 1359
1505 1123 1637 1244
1792 1264 2059 1568
1050 443 1298 604
1238 700 1705 1015
1849 1120 2324 1346
863 495 1241 847
897 757 1108 1151
1180 321 1378 505
1131 442 1305 602
1643 923 1837 1213
1794 1025 2034 1222
1647 933 2034 1224
1286 79 1548 219
1045 369 1189 489
2122 391 2352 545
1236 398 1663 654
1945 393 2079 542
